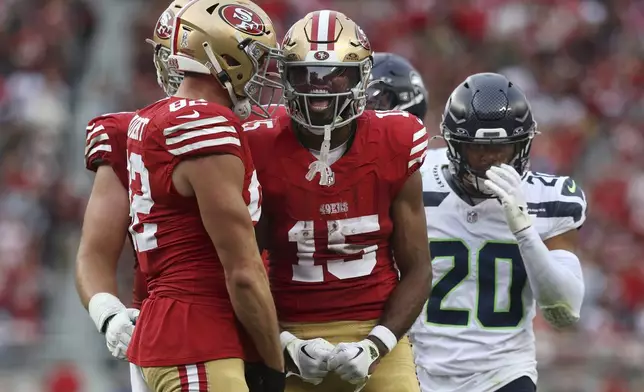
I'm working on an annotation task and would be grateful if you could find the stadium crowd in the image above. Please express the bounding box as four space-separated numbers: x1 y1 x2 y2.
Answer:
0 0 642 390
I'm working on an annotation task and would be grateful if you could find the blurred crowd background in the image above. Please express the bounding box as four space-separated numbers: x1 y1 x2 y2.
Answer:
0 0 642 391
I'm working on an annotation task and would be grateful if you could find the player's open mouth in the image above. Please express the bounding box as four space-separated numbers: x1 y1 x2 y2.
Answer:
309 89 332 111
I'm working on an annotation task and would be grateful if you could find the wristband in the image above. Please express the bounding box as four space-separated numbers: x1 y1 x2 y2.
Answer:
368 325 398 353
88 292 125 334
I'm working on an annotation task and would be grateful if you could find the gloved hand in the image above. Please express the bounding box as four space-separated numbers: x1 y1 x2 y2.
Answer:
281 332 335 385
485 164 532 235
326 339 381 389
89 292 140 360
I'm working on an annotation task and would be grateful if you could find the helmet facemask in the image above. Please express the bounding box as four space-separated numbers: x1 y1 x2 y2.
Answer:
365 81 397 111
146 40 184 96
200 38 284 120
280 58 371 187
281 58 372 135
443 124 536 197
241 39 284 119
366 79 425 114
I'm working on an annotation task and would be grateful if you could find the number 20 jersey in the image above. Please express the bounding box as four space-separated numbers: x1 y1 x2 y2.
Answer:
126 96 261 367
245 110 428 323
410 162 587 391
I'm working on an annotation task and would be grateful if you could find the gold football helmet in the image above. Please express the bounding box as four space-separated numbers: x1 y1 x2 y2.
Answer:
280 10 373 133
146 0 190 96
168 0 282 119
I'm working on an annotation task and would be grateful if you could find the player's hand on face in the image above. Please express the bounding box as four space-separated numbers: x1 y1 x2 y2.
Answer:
326 339 381 388
484 164 532 234
104 308 140 360
282 334 335 385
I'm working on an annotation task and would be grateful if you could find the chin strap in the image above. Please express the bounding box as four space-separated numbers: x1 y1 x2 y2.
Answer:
202 41 251 120
306 125 334 186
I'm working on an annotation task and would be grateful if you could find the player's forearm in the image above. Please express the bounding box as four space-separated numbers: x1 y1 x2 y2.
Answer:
380 266 431 338
516 227 584 320
226 263 284 371
75 248 120 309
76 168 130 309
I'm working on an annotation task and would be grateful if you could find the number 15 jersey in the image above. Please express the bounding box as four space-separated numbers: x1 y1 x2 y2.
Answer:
410 162 587 392
245 110 428 323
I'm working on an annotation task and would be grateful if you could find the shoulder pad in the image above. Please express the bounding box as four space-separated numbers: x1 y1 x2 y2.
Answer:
242 116 281 133
523 172 587 238
369 110 428 172
158 99 243 158
85 112 133 172
420 147 449 174
242 114 289 171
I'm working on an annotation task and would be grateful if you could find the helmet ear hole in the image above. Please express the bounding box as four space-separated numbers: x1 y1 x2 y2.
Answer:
222 54 240 67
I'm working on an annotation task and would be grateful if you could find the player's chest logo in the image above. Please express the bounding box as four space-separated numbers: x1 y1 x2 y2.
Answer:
320 202 349 215
466 210 479 224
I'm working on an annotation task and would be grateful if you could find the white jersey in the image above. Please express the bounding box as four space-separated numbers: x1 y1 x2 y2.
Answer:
411 160 587 392
423 147 449 168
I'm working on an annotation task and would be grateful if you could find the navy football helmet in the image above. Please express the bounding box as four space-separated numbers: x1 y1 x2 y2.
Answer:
366 53 428 119
441 73 537 196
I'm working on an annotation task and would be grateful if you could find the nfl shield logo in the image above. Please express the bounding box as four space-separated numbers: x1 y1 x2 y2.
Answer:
466 211 478 224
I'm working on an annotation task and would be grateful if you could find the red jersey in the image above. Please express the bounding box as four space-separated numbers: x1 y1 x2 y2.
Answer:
244 109 428 323
126 97 262 367
245 104 288 122
84 112 133 187
84 112 148 310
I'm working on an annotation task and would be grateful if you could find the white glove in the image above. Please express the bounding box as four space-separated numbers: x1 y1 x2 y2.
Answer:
326 339 380 389
89 293 140 360
484 164 532 234
281 331 334 385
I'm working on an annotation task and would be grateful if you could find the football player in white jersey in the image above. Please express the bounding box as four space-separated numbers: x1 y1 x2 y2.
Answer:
366 52 449 166
411 73 586 392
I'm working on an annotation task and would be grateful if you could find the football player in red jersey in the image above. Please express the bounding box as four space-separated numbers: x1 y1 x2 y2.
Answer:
243 11 431 392
125 1 285 391
75 1 189 391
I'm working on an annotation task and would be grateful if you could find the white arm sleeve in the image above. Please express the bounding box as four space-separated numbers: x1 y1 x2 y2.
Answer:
515 226 584 328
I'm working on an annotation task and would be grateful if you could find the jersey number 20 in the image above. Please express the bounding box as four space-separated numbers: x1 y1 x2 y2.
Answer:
426 240 528 328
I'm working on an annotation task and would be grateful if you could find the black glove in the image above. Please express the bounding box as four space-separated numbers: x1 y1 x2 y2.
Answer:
245 362 286 392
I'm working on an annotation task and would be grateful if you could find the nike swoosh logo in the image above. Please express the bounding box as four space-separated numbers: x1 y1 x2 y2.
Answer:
567 180 576 193
177 110 200 119
350 347 364 361
300 344 316 360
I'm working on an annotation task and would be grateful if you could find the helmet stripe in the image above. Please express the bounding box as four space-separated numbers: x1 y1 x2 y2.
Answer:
316 10 330 51
310 10 337 52
310 12 320 50
327 11 336 50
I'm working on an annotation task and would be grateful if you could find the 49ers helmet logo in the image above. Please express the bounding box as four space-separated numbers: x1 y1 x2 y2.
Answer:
155 9 175 40
355 25 371 51
219 5 265 36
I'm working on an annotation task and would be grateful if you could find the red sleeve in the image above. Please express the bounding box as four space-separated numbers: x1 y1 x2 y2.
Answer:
394 113 428 177
159 102 245 161
84 112 132 172
383 111 429 194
